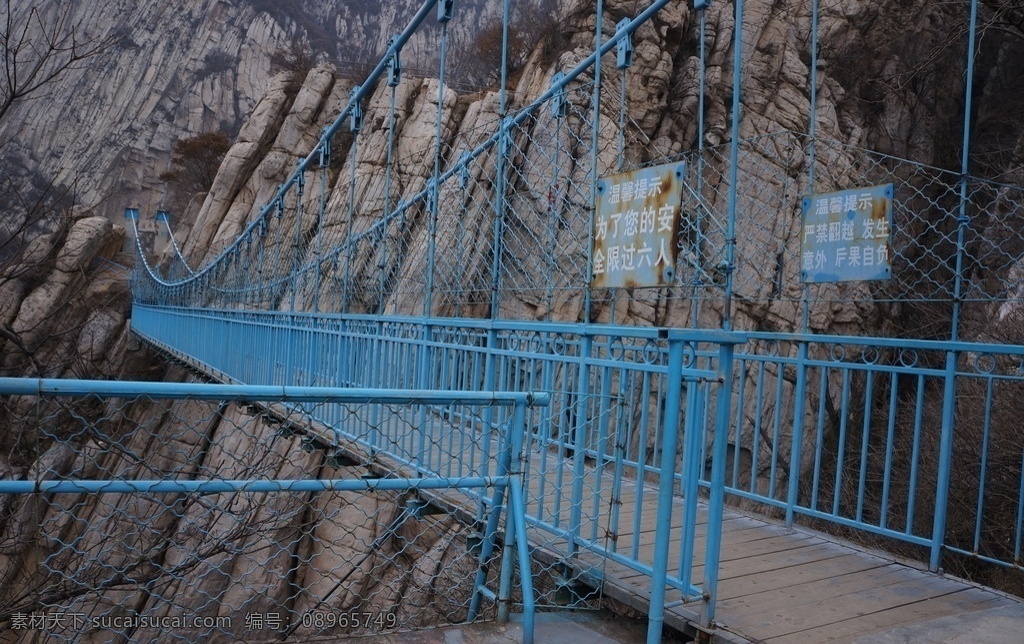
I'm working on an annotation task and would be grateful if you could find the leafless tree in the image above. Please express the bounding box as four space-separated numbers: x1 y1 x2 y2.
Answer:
1 0 119 125
0 2 124 378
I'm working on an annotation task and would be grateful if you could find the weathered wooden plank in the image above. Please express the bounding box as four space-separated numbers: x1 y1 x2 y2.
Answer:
763 592 1011 643
716 542 856 580
719 564 923 625
713 552 892 601
738 574 999 640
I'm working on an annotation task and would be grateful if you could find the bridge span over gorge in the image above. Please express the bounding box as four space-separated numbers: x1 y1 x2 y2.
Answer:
4 1 1024 642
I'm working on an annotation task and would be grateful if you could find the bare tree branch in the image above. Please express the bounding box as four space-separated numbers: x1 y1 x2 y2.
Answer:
0 0 119 125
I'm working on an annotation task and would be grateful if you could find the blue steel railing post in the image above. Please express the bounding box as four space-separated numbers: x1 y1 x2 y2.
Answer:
490 124 510 318
425 2 450 317
425 180 439 315
646 337 686 644
290 166 306 312
470 394 527 624
548 72 566 320
692 3 708 327
722 0 744 332
584 0 605 322
931 0 979 574
786 340 810 526
702 339 737 627
379 38 401 314
416 321 433 468
787 0 819 526
931 349 959 572
487 0 510 321
478 0 512 517
952 0 979 344
567 335 593 566
342 87 362 315
497 398 527 624
509 478 536 644
679 377 705 590
609 17 632 325
478 326 499 518
314 130 330 313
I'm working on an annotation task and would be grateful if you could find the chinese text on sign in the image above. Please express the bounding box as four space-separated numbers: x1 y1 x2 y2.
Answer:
801 183 893 283
592 162 685 289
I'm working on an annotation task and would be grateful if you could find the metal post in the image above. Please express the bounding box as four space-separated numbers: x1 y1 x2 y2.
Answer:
470 397 526 621
487 0 512 320
678 377 705 594
509 478 536 644
426 8 451 317
568 334 593 561
701 340 736 627
801 0 819 333
290 168 305 312
786 0 819 523
547 74 566 321
491 125 510 319
497 399 527 624
692 5 708 327
722 0 745 332
380 42 401 314
584 0 605 322
314 131 330 313
647 338 686 643
952 0 979 342
609 17 632 326
928 0 979 575
931 350 958 571
343 89 363 314
786 339 809 526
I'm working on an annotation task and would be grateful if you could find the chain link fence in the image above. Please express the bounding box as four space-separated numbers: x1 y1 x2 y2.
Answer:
135 114 1024 342
0 381 549 641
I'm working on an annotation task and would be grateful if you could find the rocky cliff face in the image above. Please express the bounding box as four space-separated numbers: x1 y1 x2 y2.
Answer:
2 0 1023 637
0 0 554 223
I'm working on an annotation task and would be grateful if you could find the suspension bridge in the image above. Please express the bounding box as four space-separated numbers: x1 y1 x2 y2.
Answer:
3 0 1024 642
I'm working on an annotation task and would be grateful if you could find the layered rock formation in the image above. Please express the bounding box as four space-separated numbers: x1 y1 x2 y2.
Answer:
0 0 554 222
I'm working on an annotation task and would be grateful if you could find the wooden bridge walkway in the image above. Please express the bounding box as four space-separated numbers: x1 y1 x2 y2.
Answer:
512 463 1023 643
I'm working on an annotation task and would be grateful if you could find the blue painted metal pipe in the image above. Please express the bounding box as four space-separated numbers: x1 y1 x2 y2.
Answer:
722 0 744 332
0 476 502 495
701 341 736 627
510 478 536 644
952 0 980 342
931 351 959 571
0 377 549 407
646 338 686 643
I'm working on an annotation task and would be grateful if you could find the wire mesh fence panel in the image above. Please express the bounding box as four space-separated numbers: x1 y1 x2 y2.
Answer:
0 386 538 641
497 85 600 321
139 124 1024 342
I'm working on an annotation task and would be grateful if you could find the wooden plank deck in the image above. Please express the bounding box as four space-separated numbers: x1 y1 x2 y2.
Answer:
535 467 1023 643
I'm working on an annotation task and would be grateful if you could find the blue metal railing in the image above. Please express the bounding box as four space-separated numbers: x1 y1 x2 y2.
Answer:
705 332 1024 575
133 304 1024 583
131 303 744 629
